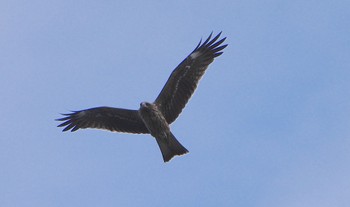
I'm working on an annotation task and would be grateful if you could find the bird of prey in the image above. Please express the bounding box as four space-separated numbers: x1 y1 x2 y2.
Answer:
57 32 227 162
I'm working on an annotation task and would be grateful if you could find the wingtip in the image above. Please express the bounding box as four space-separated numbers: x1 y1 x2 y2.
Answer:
194 38 202 51
56 112 75 131
62 127 70 132
215 31 222 39
195 31 223 51
202 32 213 46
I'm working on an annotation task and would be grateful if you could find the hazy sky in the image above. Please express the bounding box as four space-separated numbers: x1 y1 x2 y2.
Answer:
1 0 350 206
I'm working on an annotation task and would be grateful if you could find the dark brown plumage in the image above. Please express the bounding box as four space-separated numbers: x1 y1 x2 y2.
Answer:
57 32 227 162
155 32 227 124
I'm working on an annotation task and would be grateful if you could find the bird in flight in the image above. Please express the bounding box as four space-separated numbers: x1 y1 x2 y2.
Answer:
57 32 227 162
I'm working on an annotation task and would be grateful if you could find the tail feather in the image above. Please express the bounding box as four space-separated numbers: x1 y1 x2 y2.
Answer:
156 132 188 162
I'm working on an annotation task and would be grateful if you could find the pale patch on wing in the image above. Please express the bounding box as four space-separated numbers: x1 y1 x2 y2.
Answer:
77 110 86 117
190 51 201 59
170 66 191 103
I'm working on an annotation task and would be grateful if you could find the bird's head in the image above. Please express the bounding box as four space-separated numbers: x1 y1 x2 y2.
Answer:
139 102 157 114
140 102 152 109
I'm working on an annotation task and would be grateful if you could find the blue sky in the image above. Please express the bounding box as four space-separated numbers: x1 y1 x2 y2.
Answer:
1 0 350 206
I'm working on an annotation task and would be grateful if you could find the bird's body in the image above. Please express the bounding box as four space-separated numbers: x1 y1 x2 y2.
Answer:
57 32 227 162
139 102 170 139
138 102 188 161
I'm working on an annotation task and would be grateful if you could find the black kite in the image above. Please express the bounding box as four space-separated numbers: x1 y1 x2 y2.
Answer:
57 32 227 162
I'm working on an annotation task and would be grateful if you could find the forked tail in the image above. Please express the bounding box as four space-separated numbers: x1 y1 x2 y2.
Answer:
156 132 188 162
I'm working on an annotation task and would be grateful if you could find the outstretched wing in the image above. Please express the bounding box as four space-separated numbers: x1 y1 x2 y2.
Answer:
154 32 227 124
56 107 149 134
